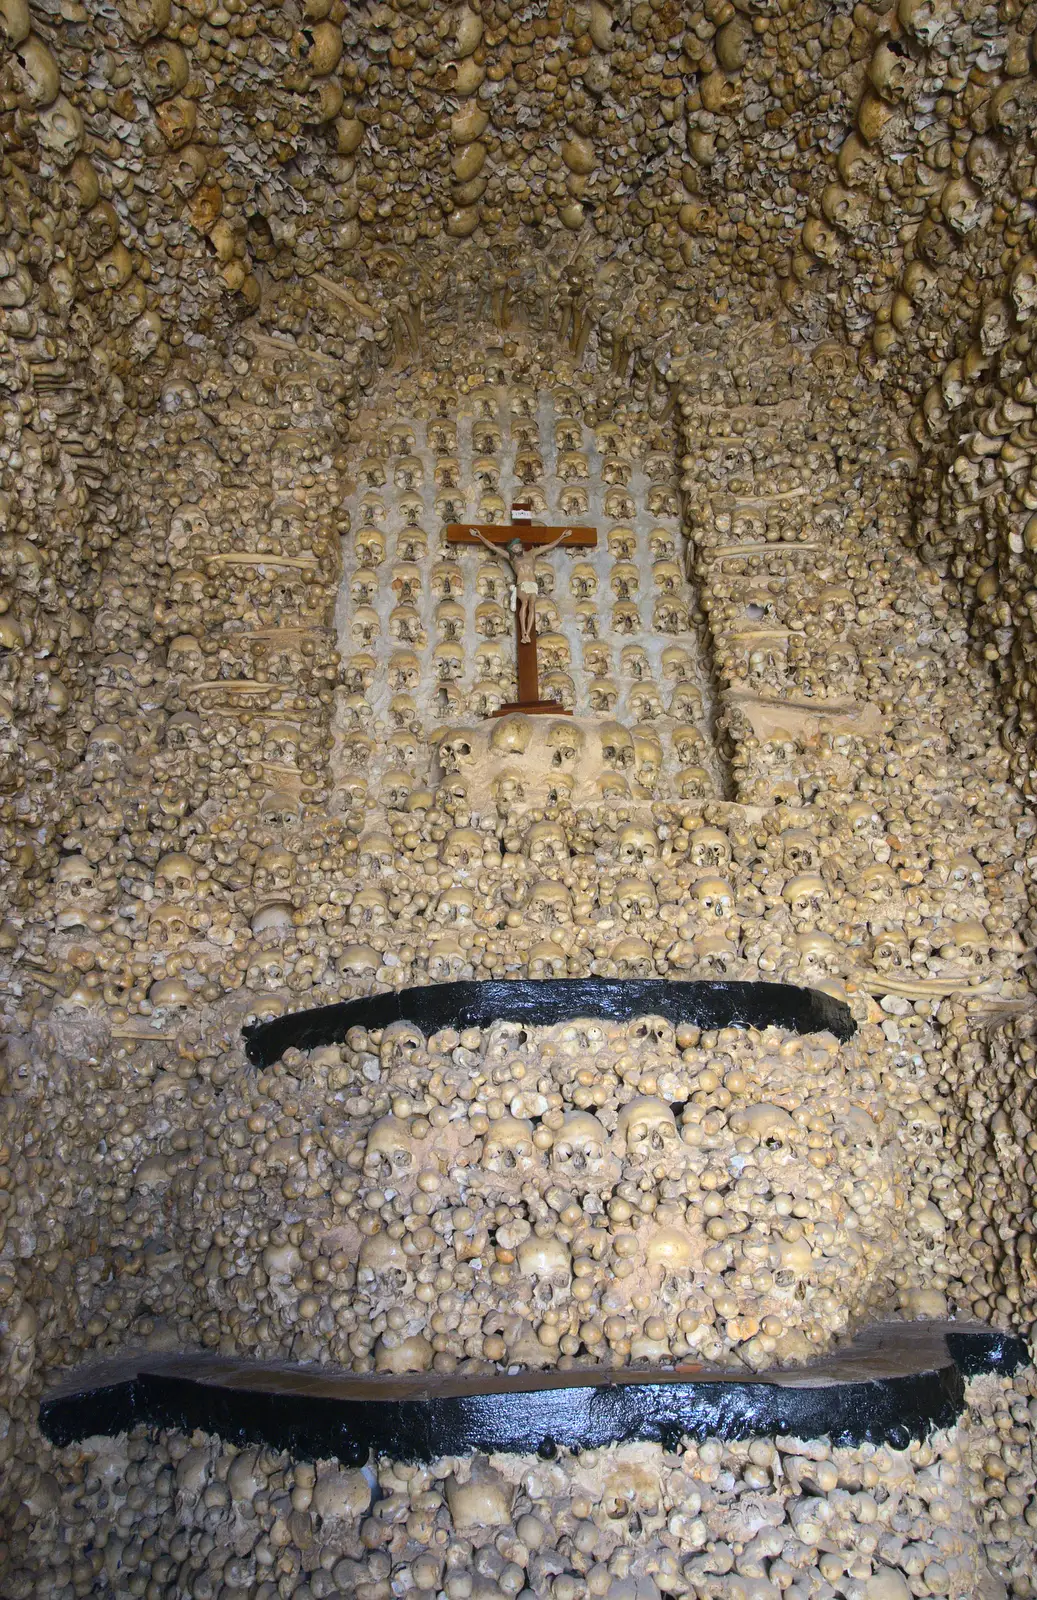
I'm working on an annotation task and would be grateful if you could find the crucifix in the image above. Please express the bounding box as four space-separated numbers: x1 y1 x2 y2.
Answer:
447 502 597 716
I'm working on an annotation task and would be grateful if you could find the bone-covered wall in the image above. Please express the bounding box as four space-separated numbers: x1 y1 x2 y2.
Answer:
6 0 1037 1591
334 335 720 811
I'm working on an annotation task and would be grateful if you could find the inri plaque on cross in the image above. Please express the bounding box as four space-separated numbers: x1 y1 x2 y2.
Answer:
447 502 596 717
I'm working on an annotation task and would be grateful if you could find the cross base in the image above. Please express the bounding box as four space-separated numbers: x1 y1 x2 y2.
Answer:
491 700 572 718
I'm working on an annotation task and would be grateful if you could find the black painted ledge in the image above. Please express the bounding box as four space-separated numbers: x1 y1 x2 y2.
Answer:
40 1323 1026 1464
243 978 856 1068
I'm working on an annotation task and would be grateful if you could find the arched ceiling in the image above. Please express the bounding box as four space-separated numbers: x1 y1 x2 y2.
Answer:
4 0 1035 390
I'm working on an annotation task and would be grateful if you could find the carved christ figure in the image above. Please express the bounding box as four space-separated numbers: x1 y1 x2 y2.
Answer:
470 528 573 644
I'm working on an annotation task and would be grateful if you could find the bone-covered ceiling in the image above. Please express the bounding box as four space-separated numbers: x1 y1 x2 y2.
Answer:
4 0 1035 372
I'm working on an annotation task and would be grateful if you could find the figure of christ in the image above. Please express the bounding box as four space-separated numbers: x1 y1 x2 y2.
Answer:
470 528 574 644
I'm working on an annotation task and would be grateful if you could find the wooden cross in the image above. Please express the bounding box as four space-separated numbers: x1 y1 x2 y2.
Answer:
447 505 596 717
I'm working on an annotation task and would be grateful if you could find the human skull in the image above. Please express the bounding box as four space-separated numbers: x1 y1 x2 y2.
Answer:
686 931 738 975
351 607 380 648
346 886 387 930
155 851 197 899
871 930 910 972
561 486 590 517
616 876 658 922
527 820 568 872
694 876 735 921
364 1115 421 1185
440 827 482 869
252 902 293 939
476 641 506 681
387 423 415 456
611 563 638 599
528 941 568 979
868 39 915 102
493 771 526 809
794 930 840 977
617 824 658 868
472 422 502 453
607 526 637 559
729 1103 796 1149
491 714 533 756
55 854 96 904
468 680 505 717
547 720 582 767
340 944 380 977
527 880 573 926
397 493 425 528
387 728 421 768
437 777 470 819
352 534 384 579
632 731 663 787
167 634 205 676
165 710 203 751
781 830 819 873
821 182 868 232
357 1231 412 1293
394 455 424 490
472 455 500 491
604 487 636 520
475 600 509 638
252 846 292 895
427 937 470 981
859 863 897 904
770 1234 815 1290
900 1100 943 1148
652 560 683 597
482 1116 539 1177
832 1104 881 1154
616 1097 679 1163
557 450 589 483
378 1021 426 1073
678 767 713 800
621 646 649 681
782 872 827 926
940 176 986 236
609 935 654 978
898 0 954 44
86 722 126 773
644 1226 695 1279
554 416 581 448
589 678 620 713
570 563 597 599
601 724 634 771
979 297 1013 356
672 724 705 766
148 903 193 947
550 1110 612 1182
388 605 425 646
936 919 989 974
37 94 84 165
516 1236 571 1309
437 728 476 773
601 455 631 487
688 827 730 870
653 596 689 635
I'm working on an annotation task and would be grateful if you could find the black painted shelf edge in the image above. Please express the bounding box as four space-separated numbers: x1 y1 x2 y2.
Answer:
242 978 856 1068
39 1325 1027 1465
